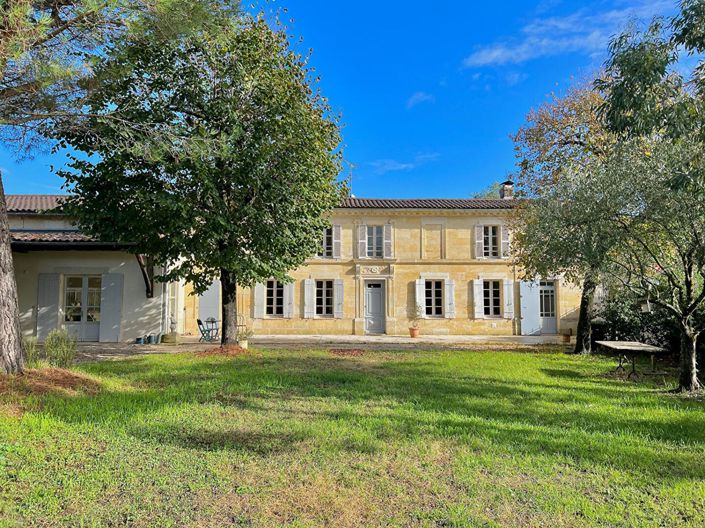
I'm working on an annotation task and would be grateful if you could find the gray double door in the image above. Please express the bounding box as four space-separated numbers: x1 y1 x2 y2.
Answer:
37 272 124 342
364 281 385 334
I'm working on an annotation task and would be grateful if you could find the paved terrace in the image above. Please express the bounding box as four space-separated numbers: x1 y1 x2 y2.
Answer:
76 334 572 362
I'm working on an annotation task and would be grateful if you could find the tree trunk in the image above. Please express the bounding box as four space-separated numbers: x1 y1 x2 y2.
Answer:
678 328 701 392
573 272 597 354
0 175 24 374
220 268 238 346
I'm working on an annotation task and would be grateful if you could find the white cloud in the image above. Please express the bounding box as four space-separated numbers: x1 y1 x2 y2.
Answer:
406 91 435 109
505 72 529 86
368 152 440 175
463 0 674 68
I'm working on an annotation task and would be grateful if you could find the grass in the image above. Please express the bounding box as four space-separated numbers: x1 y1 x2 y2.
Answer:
1 347 704 527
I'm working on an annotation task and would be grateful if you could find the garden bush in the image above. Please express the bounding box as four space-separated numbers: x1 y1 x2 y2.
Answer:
43 329 77 368
593 294 679 351
22 336 41 368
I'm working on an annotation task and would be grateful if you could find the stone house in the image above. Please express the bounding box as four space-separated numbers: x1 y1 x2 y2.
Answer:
185 183 582 338
9 182 582 342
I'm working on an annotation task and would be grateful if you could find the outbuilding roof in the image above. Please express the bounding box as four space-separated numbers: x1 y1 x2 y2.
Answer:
10 230 93 243
6 194 66 213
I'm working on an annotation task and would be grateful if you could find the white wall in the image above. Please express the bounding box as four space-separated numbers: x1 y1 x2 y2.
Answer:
9 215 75 230
12 250 166 342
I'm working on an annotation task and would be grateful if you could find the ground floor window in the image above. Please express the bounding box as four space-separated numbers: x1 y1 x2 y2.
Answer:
425 279 444 317
64 275 102 323
316 280 334 316
266 280 284 316
483 280 501 317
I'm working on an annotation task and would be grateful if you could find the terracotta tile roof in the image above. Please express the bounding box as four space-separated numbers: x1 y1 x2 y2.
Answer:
7 194 518 215
6 195 66 213
10 230 95 243
340 197 518 210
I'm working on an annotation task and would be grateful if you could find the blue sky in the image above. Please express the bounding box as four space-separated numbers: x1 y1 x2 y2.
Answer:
0 0 676 198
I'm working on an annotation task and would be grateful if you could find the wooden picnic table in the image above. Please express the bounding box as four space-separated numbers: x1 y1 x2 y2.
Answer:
595 340 667 379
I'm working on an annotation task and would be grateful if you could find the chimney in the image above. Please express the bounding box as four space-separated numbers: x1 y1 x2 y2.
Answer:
499 180 514 200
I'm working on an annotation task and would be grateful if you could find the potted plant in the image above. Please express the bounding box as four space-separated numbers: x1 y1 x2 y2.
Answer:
237 327 254 350
409 304 424 338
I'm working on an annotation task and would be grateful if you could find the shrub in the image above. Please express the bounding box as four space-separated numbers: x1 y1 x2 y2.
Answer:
22 336 41 368
43 329 77 368
593 294 679 350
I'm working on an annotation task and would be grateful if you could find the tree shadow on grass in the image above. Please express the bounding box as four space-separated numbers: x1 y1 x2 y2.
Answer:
19 351 705 480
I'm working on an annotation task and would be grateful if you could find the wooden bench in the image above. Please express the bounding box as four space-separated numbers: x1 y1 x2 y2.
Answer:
595 340 667 379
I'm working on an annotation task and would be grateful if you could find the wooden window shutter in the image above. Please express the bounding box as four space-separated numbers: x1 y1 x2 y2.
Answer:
501 225 510 258
99 273 124 343
383 224 393 259
472 280 484 319
283 282 294 319
303 279 315 319
444 279 456 319
253 283 265 319
36 273 60 341
474 225 484 259
414 278 426 318
332 224 342 259
333 279 344 319
357 224 367 258
503 279 514 320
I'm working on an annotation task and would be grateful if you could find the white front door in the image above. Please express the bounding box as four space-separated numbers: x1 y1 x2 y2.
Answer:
364 281 385 334
539 281 557 335
63 275 102 342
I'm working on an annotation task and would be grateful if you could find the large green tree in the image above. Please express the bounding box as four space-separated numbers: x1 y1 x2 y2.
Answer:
56 14 344 345
597 1 705 185
512 84 615 353
0 0 237 374
523 139 705 392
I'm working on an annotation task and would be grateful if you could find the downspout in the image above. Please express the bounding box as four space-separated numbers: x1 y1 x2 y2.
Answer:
160 264 169 337
513 263 518 336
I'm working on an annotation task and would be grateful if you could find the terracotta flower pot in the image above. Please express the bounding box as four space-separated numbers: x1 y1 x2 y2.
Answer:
409 327 420 338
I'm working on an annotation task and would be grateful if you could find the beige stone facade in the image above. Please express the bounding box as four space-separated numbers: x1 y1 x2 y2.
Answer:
187 198 583 338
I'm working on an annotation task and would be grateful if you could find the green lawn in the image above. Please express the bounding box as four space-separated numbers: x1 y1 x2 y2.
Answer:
1 348 704 527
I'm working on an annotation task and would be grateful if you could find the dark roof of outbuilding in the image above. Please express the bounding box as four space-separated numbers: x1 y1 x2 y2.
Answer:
339 197 518 210
10 230 93 243
6 194 66 213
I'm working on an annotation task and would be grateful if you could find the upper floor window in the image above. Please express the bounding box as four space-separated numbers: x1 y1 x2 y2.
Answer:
315 280 334 316
483 280 501 317
266 280 284 316
319 227 334 258
483 225 500 258
476 224 509 259
367 225 384 258
425 280 444 317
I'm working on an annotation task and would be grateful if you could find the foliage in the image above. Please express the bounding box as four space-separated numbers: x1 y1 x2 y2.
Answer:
55 14 344 293
0 0 239 148
20 336 39 368
410 303 424 329
596 2 705 187
512 83 614 198
593 291 678 349
470 181 501 199
1 349 704 526
43 328 76 368
237 327 254 341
